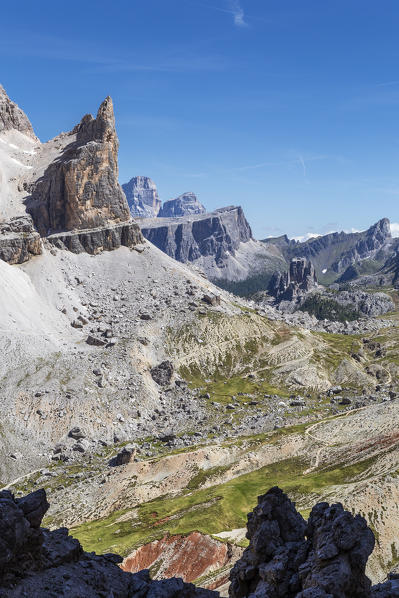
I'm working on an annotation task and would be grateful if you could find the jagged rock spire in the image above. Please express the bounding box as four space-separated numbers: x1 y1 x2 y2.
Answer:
75 95 117 144
29 95 131 235
0 84 37 139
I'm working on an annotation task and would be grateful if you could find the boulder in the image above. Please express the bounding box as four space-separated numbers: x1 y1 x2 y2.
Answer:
151 361 174 386
114 446 135 466
68 427 85 440
202 293 221 306
86 335 107 347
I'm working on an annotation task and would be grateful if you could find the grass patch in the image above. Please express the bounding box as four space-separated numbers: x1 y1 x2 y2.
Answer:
72 451 377 558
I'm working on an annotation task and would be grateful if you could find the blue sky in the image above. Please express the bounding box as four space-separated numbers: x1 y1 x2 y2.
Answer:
1 0 399 238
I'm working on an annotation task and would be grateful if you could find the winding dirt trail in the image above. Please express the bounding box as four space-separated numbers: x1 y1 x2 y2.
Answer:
303 406 368 473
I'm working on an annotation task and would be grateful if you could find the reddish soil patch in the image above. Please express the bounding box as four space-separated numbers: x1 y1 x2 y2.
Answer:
354 431 399 455
121 532 241 585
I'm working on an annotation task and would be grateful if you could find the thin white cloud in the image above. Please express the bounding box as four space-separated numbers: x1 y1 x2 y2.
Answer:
293 227 363 242
296 154 308 182
390 223 399 237
227 0 247 27
292 232 322 242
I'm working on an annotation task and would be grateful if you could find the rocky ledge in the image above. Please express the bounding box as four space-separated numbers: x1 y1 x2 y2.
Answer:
45 220 143 255
0 215 42 264
2 486 399 597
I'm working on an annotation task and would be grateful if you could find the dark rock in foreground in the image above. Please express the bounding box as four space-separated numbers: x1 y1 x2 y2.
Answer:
2 486 398 597
230 486 396 598
0 488 216 597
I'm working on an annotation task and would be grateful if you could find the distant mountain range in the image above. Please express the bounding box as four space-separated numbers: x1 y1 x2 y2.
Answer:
138 204 399 295
263 217 398 285
122 176 206 219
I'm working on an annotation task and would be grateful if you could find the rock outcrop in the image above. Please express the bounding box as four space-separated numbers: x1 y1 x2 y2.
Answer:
0 215 42 264
268 257 317 303
0 84 37 139
122 176 161 218
158 192 206 218
229 486 379 598
0 488 216 597
28 97 130 237
140 205 252 265
229 487 307 598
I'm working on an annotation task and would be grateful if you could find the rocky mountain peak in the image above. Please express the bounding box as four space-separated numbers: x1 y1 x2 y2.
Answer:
0 84 37 139
158 191 206 218
122 176 161 218
75 95 116 144
368 217 391 241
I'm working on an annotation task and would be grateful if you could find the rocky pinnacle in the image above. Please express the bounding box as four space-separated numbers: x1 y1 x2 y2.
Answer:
0 84 37 139
28 96 131 236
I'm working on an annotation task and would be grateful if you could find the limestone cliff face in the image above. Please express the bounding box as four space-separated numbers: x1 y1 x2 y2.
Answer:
140 206 252 264
158 192 206 218
122 176 161 218
0 85 37 140
28 97 131 236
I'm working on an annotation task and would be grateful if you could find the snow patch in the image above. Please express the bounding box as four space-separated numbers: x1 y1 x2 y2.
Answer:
322 268 327 274
8 143 19 150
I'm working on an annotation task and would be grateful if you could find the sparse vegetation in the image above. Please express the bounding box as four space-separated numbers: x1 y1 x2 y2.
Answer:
300 295 360 322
